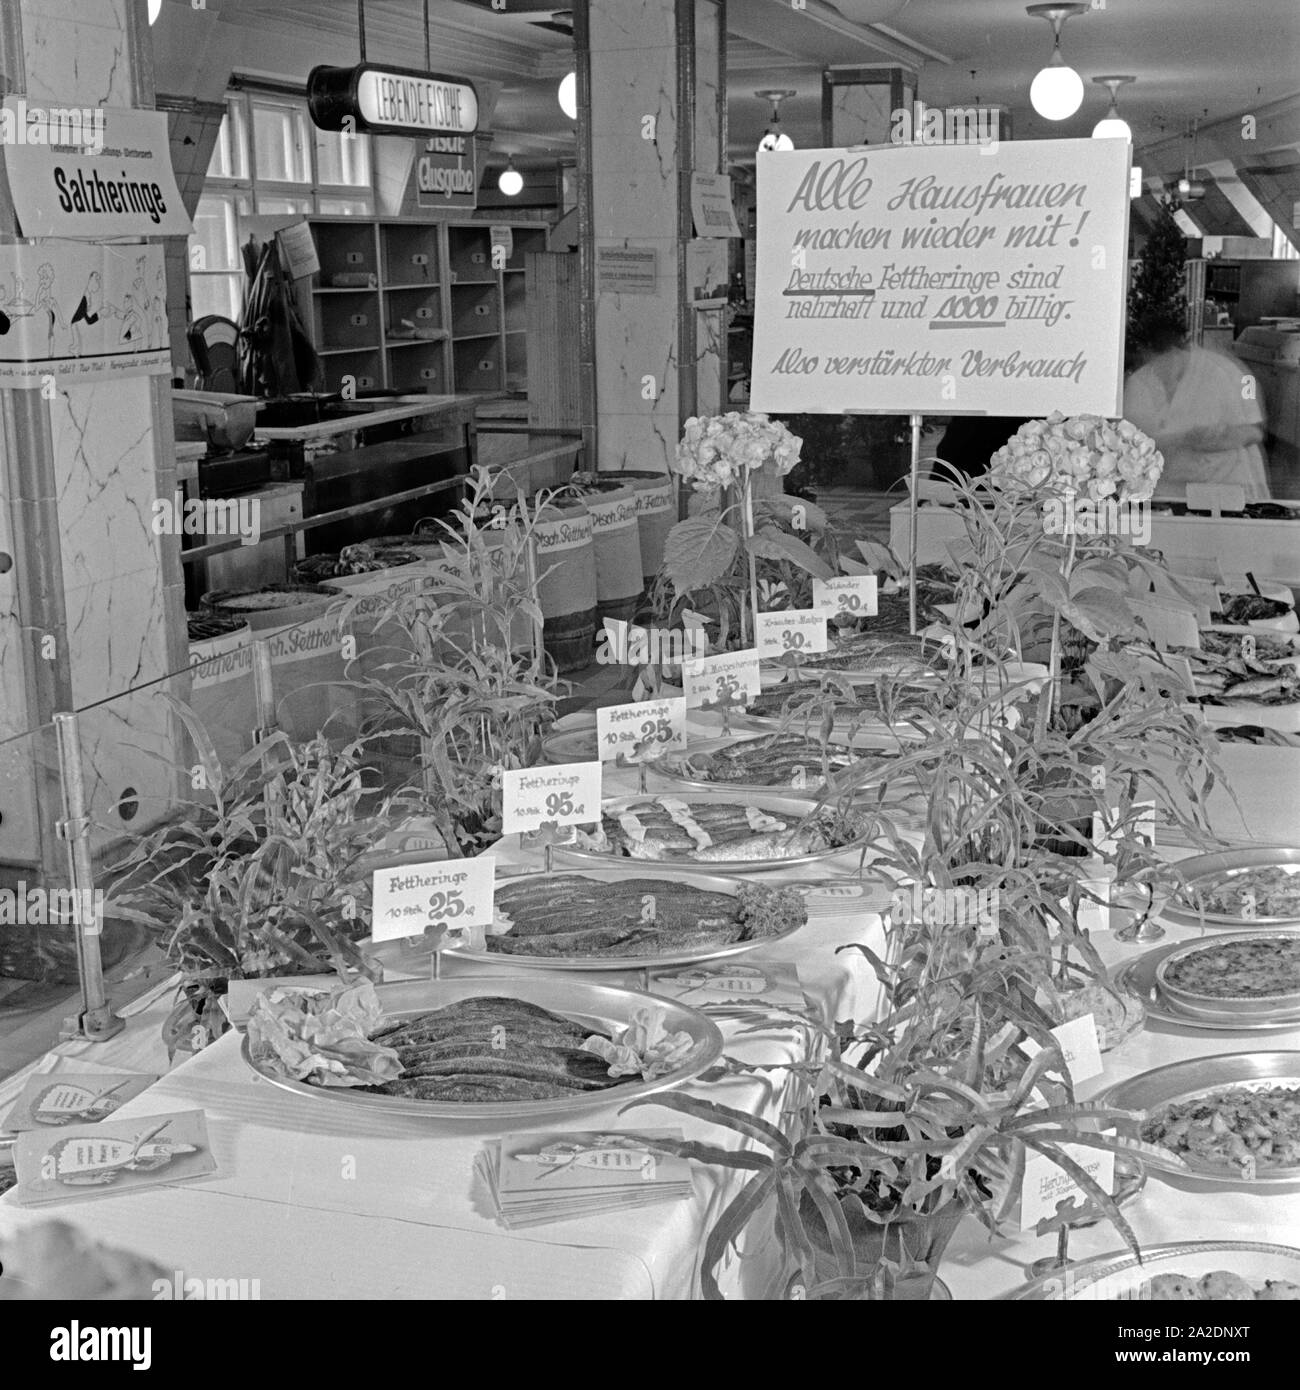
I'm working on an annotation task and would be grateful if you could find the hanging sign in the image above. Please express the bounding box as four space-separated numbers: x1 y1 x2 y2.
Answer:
0 241 171 388
307 64 479 138
2 101 191 239
750 138 1130 417
416 135 478 209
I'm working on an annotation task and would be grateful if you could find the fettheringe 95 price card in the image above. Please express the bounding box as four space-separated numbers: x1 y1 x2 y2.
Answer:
596 697 687 762
501 762 602 834
370 857 496 944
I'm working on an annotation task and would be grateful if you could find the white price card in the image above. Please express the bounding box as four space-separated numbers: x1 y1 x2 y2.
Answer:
1186 482 1246 517
813 574 879 619
1020 1014 1103 1085
682 649 761 711
501 762 602 834
596 698 687 762
370 857 496 945
1020 1143 1116 1233
754 610 829 659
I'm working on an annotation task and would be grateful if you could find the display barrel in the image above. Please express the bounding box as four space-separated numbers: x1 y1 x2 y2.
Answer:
601 470 675 585
533 495 597 672
582 483 644 624
188 622 255 767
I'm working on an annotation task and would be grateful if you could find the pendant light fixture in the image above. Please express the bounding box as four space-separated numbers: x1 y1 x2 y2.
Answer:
1091 75 1135 140
558 72 578 121
1026 4 1088 122
498 159 523 197
756 90 796 153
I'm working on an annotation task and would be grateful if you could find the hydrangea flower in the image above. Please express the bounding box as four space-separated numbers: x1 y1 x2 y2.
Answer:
673 412 803 491
989 414 1164 505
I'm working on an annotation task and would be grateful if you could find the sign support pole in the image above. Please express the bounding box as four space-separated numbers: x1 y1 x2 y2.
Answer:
908 412 923 636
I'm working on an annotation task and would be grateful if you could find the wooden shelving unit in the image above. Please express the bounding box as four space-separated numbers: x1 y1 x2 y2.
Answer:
304 217 549 397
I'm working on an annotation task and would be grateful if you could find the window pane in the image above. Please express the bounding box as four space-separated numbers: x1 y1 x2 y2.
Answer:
317 196 374 216
190 195 239 273
255 194 313 216
191 273 242 324
207 101 248 180
252 100 309 183
315 128 371 187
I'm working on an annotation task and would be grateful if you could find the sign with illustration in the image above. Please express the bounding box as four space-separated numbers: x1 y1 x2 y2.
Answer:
0 241 171 387
1 1071 158 1133
3 101 190 239
12 1110 217 1205
750 138 1129 417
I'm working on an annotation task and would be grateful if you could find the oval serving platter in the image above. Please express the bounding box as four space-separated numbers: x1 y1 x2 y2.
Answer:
241 976 722 1125
1099 1051 1300 1189
1004 1241 1300 1301
1114 933 1300 1032
551 790 875 875
1154 931 1300 1021
375 867 806 972
1166 847 1300 927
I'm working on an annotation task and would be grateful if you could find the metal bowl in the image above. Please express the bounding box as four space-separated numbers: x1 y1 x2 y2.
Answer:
1154 931 1300 1020
241 976 722 1126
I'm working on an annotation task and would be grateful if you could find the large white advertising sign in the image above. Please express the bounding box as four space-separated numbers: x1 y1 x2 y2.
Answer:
750 139 1130 418
2 101 191 239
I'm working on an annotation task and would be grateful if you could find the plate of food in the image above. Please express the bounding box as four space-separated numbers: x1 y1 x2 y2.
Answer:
1154 932 1300 1022
1099 1051 1300 1188
655 731 902 795
374 869 807 970
1005 1241 1300 1300
1167 847 1300 926
548 792 875 874
242 976 723 1123
1114 934 1300 1032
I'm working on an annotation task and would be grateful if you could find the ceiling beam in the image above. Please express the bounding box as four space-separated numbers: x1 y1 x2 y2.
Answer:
725 0 949 69
1236 166 1300 254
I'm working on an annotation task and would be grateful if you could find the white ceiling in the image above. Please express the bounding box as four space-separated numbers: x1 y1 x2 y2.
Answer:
159 0 1300 176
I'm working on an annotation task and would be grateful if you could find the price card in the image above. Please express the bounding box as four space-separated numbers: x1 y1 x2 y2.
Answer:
681 649 761 711
1186 482 1246 517
813 574 879 620
596 697 686 762
1019 1014 1104 1085
501 762 602 834
754 609 828 659
370 856 496 945
1019 1142 1116 1233
1130 597 1200 652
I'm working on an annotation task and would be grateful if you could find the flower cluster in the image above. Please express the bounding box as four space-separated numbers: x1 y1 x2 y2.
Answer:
990 413 1164 502
674 412 802 491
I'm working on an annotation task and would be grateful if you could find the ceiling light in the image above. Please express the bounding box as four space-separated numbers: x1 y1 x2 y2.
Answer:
498 161 523 197
148 0 162 22
756 89 796 154
1091 75 1135 140
1026 5 1088 122
558 72 577 122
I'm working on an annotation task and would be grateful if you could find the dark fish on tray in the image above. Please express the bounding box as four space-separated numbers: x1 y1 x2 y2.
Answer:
1214 594 1293 625
675 732 893 785
487 875 806 958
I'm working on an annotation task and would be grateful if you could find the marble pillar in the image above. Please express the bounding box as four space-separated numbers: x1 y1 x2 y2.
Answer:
0 0 185 907
576 0 727 474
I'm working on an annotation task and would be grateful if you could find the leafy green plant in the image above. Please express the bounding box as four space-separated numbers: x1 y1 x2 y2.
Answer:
106 702 404 1048
341 471 564 854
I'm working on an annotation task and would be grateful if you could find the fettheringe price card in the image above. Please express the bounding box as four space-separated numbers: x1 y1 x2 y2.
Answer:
370 857 496 945
596 698 687 762
501 762 602 833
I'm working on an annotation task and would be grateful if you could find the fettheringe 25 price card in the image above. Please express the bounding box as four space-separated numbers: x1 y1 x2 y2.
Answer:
501 762 602 834
370 857 496 944
596 698 687 762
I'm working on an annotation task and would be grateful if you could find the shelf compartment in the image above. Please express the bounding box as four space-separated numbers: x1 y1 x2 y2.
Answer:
313 222 378 287
387 347 448 395
319 351 382 395
447 226 494 283
381 223 441 287
315 291 381 350
450 283 500 338
383 285 444 335
453 336 502 394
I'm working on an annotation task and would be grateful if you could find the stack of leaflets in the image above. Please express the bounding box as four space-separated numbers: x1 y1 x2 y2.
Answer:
477 1130 694 1229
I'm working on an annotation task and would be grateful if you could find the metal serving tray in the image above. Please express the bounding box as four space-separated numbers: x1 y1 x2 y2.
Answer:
1004 1241 1300 1300
1167 847 1300 926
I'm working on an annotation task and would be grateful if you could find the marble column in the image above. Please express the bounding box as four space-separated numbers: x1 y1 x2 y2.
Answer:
0 1 185 931
575 0 727 474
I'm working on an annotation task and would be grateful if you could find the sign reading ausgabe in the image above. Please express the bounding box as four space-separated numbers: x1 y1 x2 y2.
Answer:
750 138 1129 417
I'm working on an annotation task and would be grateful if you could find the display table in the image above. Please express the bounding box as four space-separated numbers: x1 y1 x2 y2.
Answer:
2 727 1297 1299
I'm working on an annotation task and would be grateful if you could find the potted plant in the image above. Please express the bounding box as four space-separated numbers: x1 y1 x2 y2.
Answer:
340 472 565 855
106 705 406 1054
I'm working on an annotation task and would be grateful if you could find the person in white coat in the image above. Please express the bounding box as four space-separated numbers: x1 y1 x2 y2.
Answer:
1122 322 1270 501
